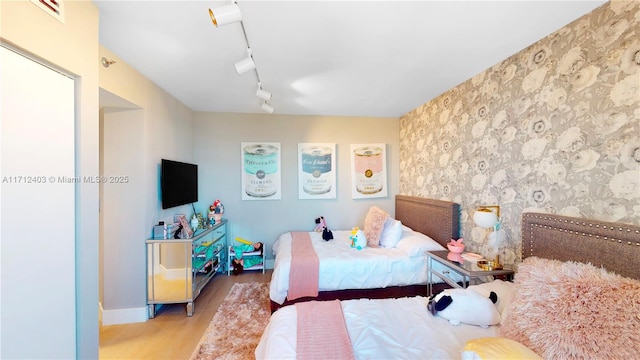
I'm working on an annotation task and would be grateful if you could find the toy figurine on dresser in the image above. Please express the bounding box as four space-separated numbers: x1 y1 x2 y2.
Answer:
208 199 224 226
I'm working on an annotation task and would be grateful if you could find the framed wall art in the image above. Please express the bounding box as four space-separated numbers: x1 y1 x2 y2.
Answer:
350 143 388 199
241 142 281 200
297 143 336 199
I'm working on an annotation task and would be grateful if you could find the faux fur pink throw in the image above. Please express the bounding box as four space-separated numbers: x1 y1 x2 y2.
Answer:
288 231 319 300
499 256 640 359
296 300 355 360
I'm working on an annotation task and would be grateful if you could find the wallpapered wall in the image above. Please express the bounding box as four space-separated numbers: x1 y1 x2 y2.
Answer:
399 1 640 265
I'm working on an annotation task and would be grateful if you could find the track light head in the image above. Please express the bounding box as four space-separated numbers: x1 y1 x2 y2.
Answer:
209 3 242 27
256 86 272 101
261 102 274 114
234 56 255 75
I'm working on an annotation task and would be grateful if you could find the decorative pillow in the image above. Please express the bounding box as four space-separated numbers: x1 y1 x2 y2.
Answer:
499 256 640 359
363 206 389 248
395 231 444 257
461 337 542 360
379 218 402 248
432 287 501 327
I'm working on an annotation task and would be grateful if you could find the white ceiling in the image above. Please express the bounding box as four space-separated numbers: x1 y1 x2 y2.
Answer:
94 0 607 118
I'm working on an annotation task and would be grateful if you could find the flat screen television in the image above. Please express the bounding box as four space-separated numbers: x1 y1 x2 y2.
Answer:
161 159 198 209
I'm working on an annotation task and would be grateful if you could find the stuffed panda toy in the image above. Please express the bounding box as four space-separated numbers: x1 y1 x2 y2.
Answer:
314 216 333 241
428 288 500 328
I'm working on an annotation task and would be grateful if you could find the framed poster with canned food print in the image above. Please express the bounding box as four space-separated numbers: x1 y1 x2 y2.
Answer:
350 143 388 199
241 142 281 200
298 143 336 199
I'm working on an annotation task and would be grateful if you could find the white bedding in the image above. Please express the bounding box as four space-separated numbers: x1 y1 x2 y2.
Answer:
255 296 497 359
270 229 463 304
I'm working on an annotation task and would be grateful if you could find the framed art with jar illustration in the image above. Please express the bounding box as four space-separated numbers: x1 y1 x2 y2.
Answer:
298 143 336 199
350 143 388 199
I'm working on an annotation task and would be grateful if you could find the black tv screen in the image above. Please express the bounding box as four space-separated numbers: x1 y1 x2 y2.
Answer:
161 159 198 209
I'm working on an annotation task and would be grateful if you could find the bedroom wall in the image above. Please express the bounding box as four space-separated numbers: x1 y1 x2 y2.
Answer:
98 45 197 324
399 1 639 265
193 112 399 262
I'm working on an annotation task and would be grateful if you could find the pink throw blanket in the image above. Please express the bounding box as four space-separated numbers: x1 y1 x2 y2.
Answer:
288 231 319 300
296 300 355 360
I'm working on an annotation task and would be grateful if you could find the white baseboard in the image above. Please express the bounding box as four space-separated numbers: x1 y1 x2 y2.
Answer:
100 303 148 325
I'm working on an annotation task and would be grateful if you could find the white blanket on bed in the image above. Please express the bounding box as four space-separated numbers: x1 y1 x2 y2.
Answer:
255 296 497 359
270 230 460 304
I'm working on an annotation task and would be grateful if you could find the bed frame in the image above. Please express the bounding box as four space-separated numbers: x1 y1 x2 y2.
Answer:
270 195 461 312
395 195 461 247
522 212 640 279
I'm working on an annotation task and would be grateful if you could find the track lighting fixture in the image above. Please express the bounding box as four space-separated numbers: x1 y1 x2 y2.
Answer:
209 2 275 113
256 83 272 101
208 3 242 27
261 102 274 114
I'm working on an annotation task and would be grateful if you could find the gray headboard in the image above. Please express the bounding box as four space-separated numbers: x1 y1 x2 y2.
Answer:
522 212 640 280
395 195 461 247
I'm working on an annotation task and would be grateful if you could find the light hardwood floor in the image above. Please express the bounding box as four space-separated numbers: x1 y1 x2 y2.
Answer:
99 269 272 360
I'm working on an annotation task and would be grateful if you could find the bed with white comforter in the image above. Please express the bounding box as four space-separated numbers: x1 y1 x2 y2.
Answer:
256 296 496 359
270 227 462 305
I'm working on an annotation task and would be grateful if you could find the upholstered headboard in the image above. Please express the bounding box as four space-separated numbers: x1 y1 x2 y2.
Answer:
522 212 640 280
395 195 461 248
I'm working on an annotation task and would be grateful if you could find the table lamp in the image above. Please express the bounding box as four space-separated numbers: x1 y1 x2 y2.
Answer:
473 205 503 267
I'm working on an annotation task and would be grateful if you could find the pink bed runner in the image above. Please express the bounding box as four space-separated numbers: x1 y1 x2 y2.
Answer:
288 231 319 300
296 300 355 360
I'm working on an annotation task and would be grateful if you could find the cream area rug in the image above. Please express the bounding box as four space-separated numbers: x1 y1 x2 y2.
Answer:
191 282 271 360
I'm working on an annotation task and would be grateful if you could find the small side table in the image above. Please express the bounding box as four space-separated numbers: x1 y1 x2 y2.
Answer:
426 250 514 296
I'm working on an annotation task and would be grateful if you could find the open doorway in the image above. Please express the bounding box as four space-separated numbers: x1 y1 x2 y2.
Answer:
98 88 146 325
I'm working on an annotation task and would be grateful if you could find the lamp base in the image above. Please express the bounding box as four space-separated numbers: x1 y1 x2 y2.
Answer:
477 255 503 270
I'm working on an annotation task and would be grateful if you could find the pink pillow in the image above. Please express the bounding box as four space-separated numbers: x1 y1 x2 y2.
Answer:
363 206 389 248
499 256 640 359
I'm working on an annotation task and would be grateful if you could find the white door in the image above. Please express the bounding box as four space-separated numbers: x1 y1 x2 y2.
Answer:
1 45 76 358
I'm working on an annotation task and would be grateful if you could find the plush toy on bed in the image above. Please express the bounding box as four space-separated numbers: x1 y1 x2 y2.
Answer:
427 288 500 328
314 216 334 241
349 226 367 250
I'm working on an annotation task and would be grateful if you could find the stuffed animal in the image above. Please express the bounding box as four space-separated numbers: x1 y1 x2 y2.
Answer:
349 226 367 250
314 216 333 241
314 216 325 232
427 288 500 328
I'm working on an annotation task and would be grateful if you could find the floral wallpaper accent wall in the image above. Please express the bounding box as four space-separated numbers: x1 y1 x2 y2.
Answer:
399 1 640 265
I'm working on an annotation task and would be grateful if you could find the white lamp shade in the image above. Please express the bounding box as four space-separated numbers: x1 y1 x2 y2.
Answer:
261 102 274 113
234 56 255 75
209 4 242 27
256 88 272 101
474 210 498 229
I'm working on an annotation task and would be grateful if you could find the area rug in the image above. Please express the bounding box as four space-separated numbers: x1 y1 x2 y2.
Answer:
191 282 271 360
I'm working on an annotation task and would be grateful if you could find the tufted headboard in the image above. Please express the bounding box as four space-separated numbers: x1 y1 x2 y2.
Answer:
522 212 640 280
395 195 461 248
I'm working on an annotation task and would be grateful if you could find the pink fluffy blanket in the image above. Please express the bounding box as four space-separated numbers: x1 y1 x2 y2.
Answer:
295 300 355 360
288 231 319 300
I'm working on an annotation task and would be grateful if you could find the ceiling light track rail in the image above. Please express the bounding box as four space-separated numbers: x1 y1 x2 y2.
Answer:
209 1 274 113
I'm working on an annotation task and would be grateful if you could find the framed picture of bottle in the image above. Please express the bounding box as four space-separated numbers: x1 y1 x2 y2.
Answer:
298 143 336 199
241 142 281 200
350 143 388 199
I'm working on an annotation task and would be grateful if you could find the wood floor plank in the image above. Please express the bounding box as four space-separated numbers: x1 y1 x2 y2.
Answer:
100 270 272 359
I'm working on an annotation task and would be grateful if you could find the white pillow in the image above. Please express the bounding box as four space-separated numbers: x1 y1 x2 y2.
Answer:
434 288 501 327
379 218 403 248
395 231 444 257
401 224 415 235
